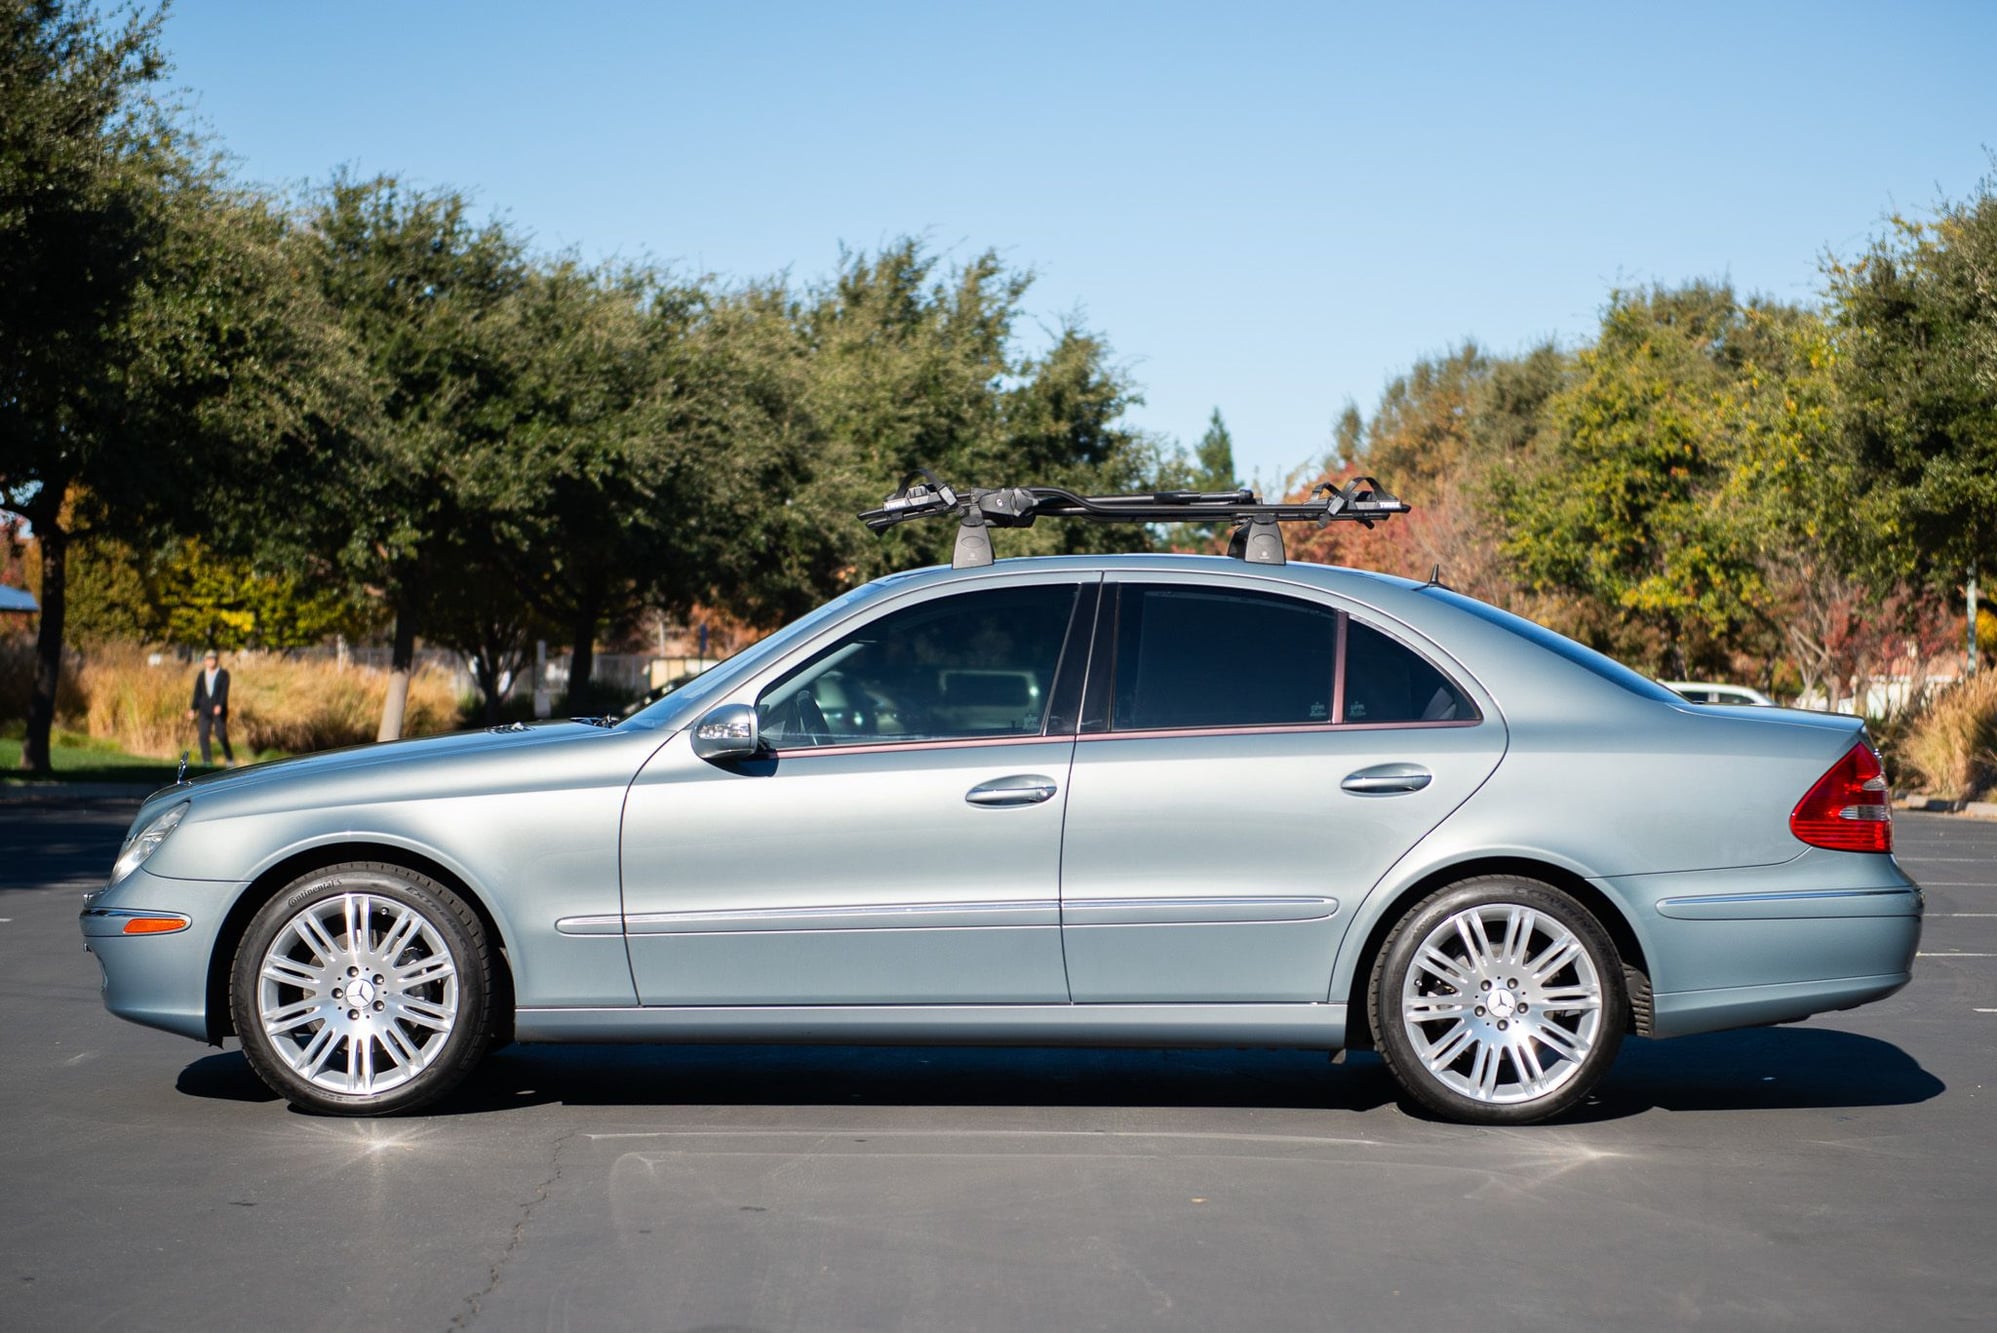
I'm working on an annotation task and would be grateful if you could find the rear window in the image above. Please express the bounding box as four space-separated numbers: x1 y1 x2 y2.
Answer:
1344 621 1473 723
1418 587 1682 703
1112 587 1338 729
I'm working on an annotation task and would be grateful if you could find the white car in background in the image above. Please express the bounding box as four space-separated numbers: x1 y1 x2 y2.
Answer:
1663 681 1777 707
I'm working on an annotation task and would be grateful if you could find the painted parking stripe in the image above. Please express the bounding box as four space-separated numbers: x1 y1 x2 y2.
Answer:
1917 951 1997 957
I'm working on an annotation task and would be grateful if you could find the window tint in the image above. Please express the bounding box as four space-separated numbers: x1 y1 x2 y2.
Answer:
1343 621 1472 723
1112 587 1337 730
758 584 1077 747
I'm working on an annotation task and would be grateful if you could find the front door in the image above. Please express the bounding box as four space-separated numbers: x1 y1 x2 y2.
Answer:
620 578 1092 1005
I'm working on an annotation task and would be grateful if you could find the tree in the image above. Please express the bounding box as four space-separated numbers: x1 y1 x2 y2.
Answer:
1193 408 1238 491
692 242 1162 621
2 2 353 770
296 173 528 738
1 1 172 769
1829 174 1997 636
479 262 709 712
1305 341 1566 604
1500 285 1772 676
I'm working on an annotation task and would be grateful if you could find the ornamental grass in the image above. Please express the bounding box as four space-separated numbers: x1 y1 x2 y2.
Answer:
54 645 460 759
1895 668 1997 802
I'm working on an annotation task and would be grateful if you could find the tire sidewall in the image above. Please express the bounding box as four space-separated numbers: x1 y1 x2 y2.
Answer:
1370 876 1628 1125
231 863 490 1116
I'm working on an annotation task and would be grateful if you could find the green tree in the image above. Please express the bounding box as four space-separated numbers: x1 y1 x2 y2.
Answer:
694 242 1160 621
1192 408 1238 491
1501 285 1770 676
2 2 354 770
295 173 528 738
1325 341 1565 602
478 262 712 712
1829 174 1997 625
2 1 172 768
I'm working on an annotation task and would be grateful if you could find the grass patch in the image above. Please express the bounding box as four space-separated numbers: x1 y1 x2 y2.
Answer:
0 730 234 786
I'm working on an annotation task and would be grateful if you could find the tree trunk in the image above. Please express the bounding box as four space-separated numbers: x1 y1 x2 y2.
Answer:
566 599 600 714
376 604 418 741
477 655 503 726
20 517 67 774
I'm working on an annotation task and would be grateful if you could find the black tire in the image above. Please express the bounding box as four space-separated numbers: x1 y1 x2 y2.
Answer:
230 862 494 1116
1369 876 1627 1125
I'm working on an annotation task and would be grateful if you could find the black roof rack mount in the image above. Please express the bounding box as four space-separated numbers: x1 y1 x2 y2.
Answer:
859 469 1410 569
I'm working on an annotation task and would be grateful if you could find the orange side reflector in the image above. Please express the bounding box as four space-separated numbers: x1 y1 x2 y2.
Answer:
122 916 187 935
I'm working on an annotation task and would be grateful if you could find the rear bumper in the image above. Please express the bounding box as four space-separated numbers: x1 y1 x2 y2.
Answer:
1651 969 1913 1038
1605 857 1922 1038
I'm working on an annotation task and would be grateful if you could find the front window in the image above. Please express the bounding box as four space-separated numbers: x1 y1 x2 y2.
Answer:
757 584 1079 748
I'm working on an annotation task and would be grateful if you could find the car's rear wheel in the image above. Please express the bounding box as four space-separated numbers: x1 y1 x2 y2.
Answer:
1370 876 1627 1124
231 862 492 1116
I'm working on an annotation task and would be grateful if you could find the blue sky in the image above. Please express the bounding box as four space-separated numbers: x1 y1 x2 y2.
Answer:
162 1 1995 487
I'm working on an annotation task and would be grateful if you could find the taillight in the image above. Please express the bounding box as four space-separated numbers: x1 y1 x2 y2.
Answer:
1789 741 1893 853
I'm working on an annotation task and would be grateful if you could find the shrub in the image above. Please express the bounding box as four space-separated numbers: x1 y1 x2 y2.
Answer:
1893 670 1997 801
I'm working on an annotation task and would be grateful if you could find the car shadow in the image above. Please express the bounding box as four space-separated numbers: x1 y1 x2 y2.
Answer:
175 1025 1943 1121
1576 1027 1945 1118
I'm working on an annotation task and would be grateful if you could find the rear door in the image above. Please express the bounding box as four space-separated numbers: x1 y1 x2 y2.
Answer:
1057 575 1507 1002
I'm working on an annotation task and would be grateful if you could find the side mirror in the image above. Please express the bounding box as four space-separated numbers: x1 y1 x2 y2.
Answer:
690 703 761 762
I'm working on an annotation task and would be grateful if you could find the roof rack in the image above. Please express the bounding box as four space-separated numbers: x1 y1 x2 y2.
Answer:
859 469 1410 569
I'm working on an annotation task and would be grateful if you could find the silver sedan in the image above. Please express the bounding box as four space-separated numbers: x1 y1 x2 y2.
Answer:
82 554 1921 1124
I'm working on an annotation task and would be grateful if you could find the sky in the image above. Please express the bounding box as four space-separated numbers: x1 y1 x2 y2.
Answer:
160 0 1996 488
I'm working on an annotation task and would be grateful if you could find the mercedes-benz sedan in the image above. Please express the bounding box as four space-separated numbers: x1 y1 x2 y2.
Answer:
83 554 1921 1123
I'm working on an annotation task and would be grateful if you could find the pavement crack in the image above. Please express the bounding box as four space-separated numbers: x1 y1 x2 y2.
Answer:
451 1126 578 1330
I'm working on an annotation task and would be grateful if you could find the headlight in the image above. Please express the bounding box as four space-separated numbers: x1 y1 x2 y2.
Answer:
109 802 189 886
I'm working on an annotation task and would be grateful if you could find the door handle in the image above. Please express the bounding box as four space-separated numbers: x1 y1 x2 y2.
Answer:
1340 763 1433 795
965 774 1059 807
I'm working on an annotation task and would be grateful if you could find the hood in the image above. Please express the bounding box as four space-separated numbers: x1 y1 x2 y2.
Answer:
181 721 591 792
142 720 663 825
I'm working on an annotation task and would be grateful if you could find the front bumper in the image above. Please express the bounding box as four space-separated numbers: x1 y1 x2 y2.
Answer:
80 865 243 1042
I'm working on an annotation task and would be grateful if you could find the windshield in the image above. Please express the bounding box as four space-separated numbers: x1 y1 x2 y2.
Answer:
1417 586 1684 704
615 580 902 731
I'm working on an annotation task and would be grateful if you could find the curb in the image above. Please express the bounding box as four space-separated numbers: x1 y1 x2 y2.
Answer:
1894 795 1997 821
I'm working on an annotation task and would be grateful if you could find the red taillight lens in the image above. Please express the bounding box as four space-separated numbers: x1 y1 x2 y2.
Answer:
1789 741 1893 853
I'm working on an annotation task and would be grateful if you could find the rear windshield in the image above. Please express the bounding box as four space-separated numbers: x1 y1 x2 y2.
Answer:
1417 587 1683 703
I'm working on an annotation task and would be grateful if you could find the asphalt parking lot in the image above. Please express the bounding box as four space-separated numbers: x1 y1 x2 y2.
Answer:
2 797 1992 1332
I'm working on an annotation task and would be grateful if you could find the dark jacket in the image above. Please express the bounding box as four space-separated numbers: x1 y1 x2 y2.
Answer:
191 667 231 715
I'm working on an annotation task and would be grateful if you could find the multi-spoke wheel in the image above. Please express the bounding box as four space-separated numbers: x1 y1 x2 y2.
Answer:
231 863 493 1115
1370 877 1627 1124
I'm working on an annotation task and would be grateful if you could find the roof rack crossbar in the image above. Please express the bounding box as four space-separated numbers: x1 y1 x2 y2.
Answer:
859 472 1410 568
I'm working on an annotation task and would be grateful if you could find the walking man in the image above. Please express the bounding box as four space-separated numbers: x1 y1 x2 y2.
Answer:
187 649 235 767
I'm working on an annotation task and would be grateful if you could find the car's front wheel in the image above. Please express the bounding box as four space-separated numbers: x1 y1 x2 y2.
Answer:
230 862 493 1115
1370 876 1627 1124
